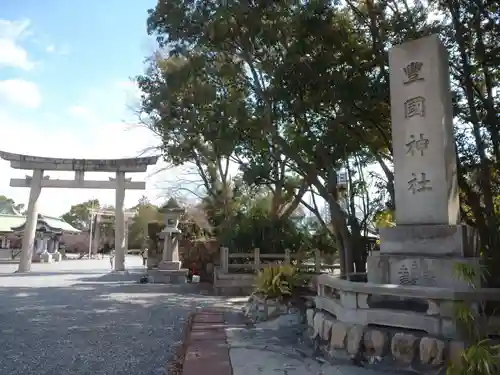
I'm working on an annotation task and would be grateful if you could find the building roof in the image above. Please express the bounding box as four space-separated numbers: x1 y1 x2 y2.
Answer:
0 214 80 234
0 200 79 234
0 200 21 216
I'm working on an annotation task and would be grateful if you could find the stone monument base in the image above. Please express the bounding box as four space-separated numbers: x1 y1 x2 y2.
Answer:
306 306 467 372
158 260 182 271
147 268 188 284
146 255 160 269
378 224 474 256
367 253 480 289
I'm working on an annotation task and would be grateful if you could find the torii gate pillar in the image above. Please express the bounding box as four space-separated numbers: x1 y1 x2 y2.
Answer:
19 169 43 272
114 171 126 271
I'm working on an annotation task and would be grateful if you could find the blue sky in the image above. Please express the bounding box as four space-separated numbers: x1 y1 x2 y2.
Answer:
0 0 175 216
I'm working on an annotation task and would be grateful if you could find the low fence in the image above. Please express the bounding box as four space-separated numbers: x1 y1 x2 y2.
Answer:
213 247 339 295
219 247 339 273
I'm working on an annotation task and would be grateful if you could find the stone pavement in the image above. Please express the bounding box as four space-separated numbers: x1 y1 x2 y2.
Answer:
182 309 400 375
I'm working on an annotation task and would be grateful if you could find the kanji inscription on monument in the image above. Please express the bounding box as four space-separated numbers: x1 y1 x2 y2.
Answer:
406 133 429 156
403 61 424 85
408 172 432 194
404 96 425 118
389 34 460 225
397 259 436 286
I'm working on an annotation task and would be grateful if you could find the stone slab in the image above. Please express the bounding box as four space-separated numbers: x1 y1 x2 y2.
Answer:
182 342 231 375
379 224 474 256
367 253 479 289
189 329 227 342
158 260 182 271
193 313 224 324
389 34 459 225
147 268 187 284
183 310 231 375
191 323 227 331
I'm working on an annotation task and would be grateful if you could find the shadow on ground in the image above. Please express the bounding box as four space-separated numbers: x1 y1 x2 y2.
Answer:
0 270 121 278
0 272 244 375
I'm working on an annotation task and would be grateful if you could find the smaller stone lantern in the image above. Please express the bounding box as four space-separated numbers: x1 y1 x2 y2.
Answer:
149 198 188 283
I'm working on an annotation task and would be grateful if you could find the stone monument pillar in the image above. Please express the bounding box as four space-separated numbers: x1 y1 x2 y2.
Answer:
368 35 477 289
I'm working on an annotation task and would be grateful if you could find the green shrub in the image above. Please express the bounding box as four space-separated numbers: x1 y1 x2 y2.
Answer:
447 263 500 374
254 264 308 299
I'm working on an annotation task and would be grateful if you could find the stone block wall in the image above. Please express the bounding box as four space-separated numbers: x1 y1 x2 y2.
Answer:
307 308 464 373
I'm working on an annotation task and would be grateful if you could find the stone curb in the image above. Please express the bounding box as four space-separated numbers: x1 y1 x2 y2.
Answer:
168 312 196 375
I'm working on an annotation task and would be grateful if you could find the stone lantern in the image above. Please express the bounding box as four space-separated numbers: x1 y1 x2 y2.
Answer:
161 198 185 234
149 198 188 283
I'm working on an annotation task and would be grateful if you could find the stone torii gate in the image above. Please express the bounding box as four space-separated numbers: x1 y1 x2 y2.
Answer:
89 207 137 257
0 151 159 273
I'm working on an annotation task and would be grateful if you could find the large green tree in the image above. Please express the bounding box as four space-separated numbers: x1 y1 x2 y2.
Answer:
141 0 499 277
140 0 431 274
434 0 500 268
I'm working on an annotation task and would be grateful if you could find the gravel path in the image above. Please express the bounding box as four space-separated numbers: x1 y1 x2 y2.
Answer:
0 257 240 375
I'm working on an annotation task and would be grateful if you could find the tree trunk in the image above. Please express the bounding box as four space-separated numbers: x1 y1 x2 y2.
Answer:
348 217 366 273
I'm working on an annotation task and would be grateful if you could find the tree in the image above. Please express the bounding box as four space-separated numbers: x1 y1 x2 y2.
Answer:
142 0 499 278
140 0 427 275
137 51 248 229
61 199 100 230
128 197 163 249
432 0 500 275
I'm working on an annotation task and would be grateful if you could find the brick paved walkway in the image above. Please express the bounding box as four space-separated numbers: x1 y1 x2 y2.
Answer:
182 309 233 375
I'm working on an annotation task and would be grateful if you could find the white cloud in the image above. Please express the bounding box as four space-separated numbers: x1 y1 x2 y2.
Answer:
0 19 34 70
0 19 31 39
67 105 93 119
0 82 169 217
0 79 42 108
116 80 139 94
44 43 70 55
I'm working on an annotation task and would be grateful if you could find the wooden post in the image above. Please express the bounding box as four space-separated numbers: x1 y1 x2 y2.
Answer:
314 249 321 273
221 247 229 273
284 249 291 265
254 248 260 271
